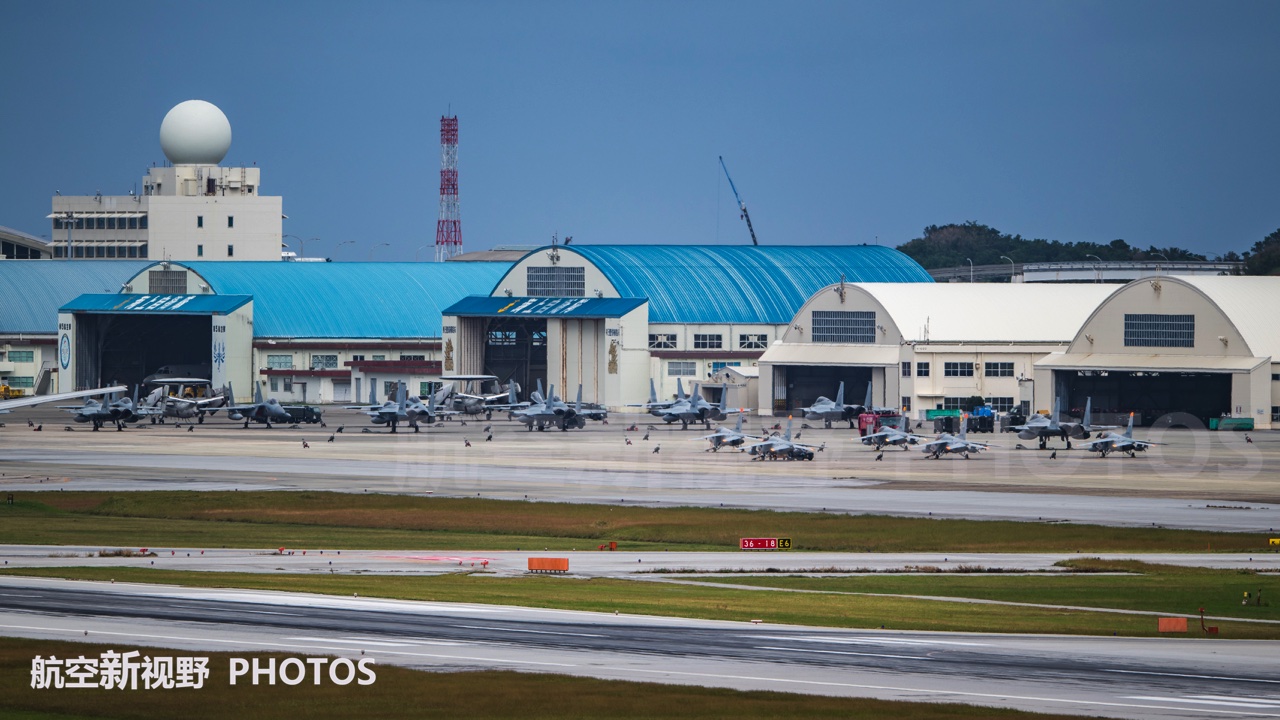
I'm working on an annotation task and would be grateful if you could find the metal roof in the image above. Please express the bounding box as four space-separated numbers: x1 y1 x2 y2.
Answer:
61 293 252 314
1145 276 1280 361
841 282 1120 343
1036 352 1266 373
443 296 646 318
0 260 149 334
506 245 932 324
161 261 511 338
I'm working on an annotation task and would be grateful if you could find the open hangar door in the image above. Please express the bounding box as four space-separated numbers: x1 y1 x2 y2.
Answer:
76 313 211 389
779 365 872 415
481 316 547 397
1058 369 1231 428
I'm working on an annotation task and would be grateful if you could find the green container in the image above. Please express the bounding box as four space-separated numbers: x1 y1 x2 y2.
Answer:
1218 418 1254 431
1209 418 1219 430
925 409 962 420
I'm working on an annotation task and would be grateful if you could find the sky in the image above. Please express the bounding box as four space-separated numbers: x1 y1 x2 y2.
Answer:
3 1 1279 261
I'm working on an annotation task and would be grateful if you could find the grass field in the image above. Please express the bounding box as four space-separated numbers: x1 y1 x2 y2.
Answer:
0 637 1085 720
6 564 1278 639
0 491 1272 553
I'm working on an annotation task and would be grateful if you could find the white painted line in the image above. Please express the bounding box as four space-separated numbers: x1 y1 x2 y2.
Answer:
747 634 990 647
1105 669 1280 685
1187 696 1280 707
755 645 929 661
455 624 605 638
341 636 469 647
1127 696 1280 710
0 593 43 598
285 636 414 648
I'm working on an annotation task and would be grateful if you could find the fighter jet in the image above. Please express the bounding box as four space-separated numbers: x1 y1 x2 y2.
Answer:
0 386 127 415
859 425 930 450
743 417 823 461
627 378 685 417
1082 413 1163 458
1012 397 1116 450
345 382 442 433
225 382 311 429
800 382 872 429
143 380 230 424
919 415 995 459
57 386 160 431
512 383 596 431
690 412 760 452
659 383 735 430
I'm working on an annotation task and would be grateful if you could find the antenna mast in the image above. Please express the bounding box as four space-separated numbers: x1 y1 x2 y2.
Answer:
434 116 462 261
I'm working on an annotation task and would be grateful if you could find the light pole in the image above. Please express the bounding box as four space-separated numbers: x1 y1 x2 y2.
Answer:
999 255 1015 283
368 242 389 261
415 245 431 262
62 211 75 260
282 233 303 259
334 239 354 260
1151 251 1169 275
1086 254 1102 284
966 258 974 283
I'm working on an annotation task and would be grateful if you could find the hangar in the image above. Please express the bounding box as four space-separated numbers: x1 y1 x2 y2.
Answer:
759 282 1118 417
1035 275 1280 429
57 260 510 401
442 244 933 409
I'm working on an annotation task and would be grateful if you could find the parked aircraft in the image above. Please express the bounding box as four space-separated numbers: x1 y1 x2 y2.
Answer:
512 384 598 431
1082 413 1163 458
440 375 528 419
859 425 930 450
344 382 442 433
142 364 211 385
690 412 759 452
744 417 823 461
919 415 995 459
800 382 874 429
660 383 734 430
57 386 160 431
143 379 230 424
1012 397 1115 449
628 378 684 416
225 382 310 429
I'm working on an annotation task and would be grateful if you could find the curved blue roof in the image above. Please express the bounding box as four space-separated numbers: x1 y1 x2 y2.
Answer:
0 260 149 333
529 245 932 324
165 262 511 338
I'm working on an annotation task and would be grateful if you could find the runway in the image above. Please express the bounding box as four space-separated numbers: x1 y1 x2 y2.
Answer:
1 577 1278 719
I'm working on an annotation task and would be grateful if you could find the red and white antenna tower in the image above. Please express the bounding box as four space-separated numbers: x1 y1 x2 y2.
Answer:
434 115 461 262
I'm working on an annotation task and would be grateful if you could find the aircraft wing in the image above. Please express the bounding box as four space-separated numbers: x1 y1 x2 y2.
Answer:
0 386 124 414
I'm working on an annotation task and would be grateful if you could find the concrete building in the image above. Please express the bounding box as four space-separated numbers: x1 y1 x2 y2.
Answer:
1036 275 1280 429
759 283 1118 417
1 226 53 259
442 244 933 410
47 100 283 261
55 261 509 401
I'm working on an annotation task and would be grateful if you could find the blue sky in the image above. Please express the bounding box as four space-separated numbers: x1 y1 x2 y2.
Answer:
3 1 1278 260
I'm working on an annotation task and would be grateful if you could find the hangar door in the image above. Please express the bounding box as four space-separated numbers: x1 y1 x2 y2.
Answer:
1058 370 1231 428
777 365 872 415
60 294 252 390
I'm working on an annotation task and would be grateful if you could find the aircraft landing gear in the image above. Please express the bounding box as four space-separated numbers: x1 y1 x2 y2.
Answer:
243 420 251 429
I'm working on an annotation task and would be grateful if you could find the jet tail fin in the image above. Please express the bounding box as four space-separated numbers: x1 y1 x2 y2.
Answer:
835 381 845 407
1084 397 1093 427
1125 411 1134 438
254 381 264 405
575 384 583 411
719 383 728 412
676 378 686 401
734 412 743 433
227 382 236 405
648 378 658 404
396 381 408 408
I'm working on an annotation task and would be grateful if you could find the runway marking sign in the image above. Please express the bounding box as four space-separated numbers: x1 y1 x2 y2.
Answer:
740 537 791 550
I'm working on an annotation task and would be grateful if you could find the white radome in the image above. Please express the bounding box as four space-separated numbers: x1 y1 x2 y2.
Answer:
159 100 232 165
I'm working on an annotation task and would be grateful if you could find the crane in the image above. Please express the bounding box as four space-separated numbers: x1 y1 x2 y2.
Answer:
718 156 758 246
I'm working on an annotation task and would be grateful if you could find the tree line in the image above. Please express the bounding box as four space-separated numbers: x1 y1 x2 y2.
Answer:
894 222 1280 275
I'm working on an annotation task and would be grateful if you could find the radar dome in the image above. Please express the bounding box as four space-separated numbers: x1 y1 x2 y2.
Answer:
159 100 232 164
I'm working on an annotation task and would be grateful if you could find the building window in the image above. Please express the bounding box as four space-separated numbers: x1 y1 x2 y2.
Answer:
372 355 386 361
227 244 234 257
148 270 187 294
270 377 279 392
944 362 975 377
917 362 930 377
283 378 293 393
383 381 396 395
487 331 517 346
400 354 425 361
420 381 438 397
197 216 203 228
139 243 148 258
942 397 970 410
901 361 912 378
984 362 1014 377
989 397 1016 412
8 350 34 363
901 396 911 412
739 333 767 349
1271 373 1278 381
227 216 234 228
310 354 338 370
667 361 697 376
197 244 203 257
6 376 34 388
140 216 148 229
351 355 365 362
1124 313 1194 348
710 361 741 374
812 310 876 343
266 354 294 370
526 266 585 297
128 217 138 230
693 334 722 350
648 334 676 349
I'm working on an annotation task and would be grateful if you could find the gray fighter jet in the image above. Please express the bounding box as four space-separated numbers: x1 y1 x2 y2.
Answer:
57 386 160 431
1012 397 1116 449
919 415 995 459
799 382 872 429
859 425 930 450
225 382 313 429
690 412 760 452
0 385 127 415
345 382 446 433
628 378 685 417
1082 413 1163 458
512 383 596 431
744 417 824 461
659 383 734 430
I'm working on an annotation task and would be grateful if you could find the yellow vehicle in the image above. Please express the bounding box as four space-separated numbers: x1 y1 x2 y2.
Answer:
0 385 26 400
